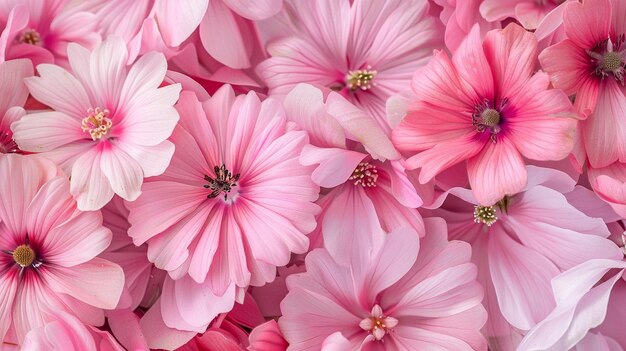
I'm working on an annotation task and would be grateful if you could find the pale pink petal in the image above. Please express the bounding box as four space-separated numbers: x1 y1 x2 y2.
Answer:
223 0 283 20
106 309 150 351
300 146 367 188
116 140 174 177
563 0 611 49
0 271 18 343
89 36 128 108
119 51 168 108
70 147 115 211
488 228 559 330
467 137 527 205
11 111 87 153
24 176 75 243
200 0 251 69
154 0 208 46
0 59 32 116
99 144 143 202
44 258 125 310
140 301 196 350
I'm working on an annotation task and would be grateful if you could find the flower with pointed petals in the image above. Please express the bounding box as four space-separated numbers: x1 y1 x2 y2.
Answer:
0 0 100 67
0 154 124 345
257 0 441 134
539 0 626 169
11 37 181 210
0 59 31 155
279 218 487 351
283 84 423 263
432 166 623 349
125 85 319 330
392 24 578 206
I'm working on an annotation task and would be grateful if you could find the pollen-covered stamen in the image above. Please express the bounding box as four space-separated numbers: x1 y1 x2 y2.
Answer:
0 131 20 154
346 66 377 91
12 244 36 268
359 305 398 341
350 162 378 187
204 164 240 201
472 99 503 143
588 37 626 85
474 205 497 226
82 108 113 141
18 29 41 45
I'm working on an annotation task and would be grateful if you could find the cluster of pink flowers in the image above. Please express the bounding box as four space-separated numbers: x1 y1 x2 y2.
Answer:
0 0 625 350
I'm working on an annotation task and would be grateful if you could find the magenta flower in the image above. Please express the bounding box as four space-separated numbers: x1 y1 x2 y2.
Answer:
279 219 487 350
433 166 622 349
539 0 626 168
12 37 181 210
126 85 319 305
257 0 441 133
0 154 124 344
0 0 100 67
392 24 577 205
0 59 31 155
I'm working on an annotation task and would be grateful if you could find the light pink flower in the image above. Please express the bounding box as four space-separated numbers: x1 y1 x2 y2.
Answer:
22 312 125 351
392 24 578 205
479 0 566 30
0 59 31 155
257 0 441 134
0 0 100 67
518 258 626 350
0 154 124 344
126 85 319 328
11 37 181 210
432 166 622 349
433 0 500 52
539 0 626 168
283 84 423 263
279 219 487 350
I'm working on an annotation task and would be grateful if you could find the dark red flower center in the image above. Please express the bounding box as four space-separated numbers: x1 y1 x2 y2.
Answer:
204 164 240 201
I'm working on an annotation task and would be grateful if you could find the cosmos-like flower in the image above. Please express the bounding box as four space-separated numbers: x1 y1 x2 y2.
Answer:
539 0 626 169
257 0 441 134
392 24 577 205
126 85 319 328
279 218 487 351
12 37 181 210
0 154 124 344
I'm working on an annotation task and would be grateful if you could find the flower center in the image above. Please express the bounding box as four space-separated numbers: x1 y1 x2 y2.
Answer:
346 66 377 91
18 29 41 45
12 244 36 267
0 131 20 154
588 38 625 85
473 205 497 226
359 305 398 341
82 108 113 141
349 162 378 187
204 164 240 201
472 99 505 143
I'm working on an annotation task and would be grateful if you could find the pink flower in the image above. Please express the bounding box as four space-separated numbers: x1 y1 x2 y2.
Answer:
125 86 319 324
539 0 626 168
279 219 488 350
432 0 500 52
479 0 566 30
392 24 577 205
22 312 125 351
283 84 423 263
0 154 124 344
11 37 181 210
257 0 441 134
0 59 31 155
432 166 622 349
0 0 100 67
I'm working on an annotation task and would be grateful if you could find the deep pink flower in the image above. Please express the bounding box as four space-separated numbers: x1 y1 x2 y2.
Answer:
432 166 622 349
0 0 100 67
279 219 487 350
0 154 124 344
22 312 125 351
392 24 577 205
125 85 319 328
0 59 31 155
283 84 423 263
539 0 626 168
11 37 181 210
257 0 441 134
